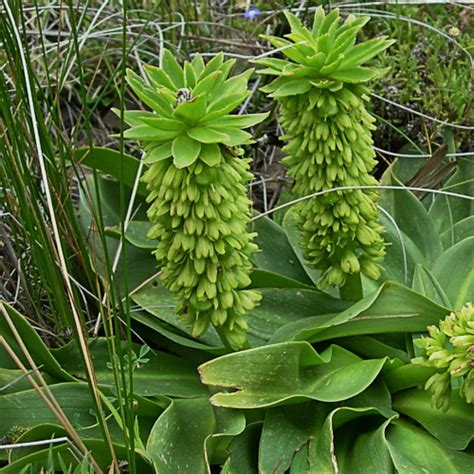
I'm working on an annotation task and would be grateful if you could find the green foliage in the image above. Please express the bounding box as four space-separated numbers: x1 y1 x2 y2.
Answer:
124 52 267 349
256 9 394 288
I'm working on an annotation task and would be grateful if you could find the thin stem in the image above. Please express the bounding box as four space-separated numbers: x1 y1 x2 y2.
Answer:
339 273 363 302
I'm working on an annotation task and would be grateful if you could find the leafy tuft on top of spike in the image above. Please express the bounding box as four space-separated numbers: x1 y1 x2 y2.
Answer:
255 8 394 95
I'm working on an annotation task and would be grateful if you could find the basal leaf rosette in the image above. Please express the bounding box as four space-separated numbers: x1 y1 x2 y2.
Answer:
124 51 268 349
413 302 474 411
255 8 394 288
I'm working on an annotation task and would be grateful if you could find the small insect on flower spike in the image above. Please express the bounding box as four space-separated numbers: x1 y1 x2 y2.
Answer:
124 50 268 349
255 8 394 300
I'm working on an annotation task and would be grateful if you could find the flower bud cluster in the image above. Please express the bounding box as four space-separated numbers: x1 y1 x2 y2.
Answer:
125 51 267 348
413 302 474 410
256 8 393 287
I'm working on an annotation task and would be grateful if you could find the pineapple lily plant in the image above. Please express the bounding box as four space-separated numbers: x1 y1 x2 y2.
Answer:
123 51 268 349
256 9 394 298
1 6 473 474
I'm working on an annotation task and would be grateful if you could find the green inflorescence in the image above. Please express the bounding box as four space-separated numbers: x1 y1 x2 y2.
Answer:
256 8 394 288
124 51 267 349
413 302 474 411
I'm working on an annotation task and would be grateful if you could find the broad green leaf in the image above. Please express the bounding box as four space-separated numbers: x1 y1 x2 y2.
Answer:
393 389 474 450
284 11 314 44
271 282 450 344
173 94 207 124
440 216 474 250
106 220 155 249
309 407 384 474
0 303 72 381
259 402 323 474
161 49 184 88
388 186 443 265
53 338 206 398
429 156 474 232
204 407 246 470
145 64 177 91
144 142 173 164
383 360 435 393
290 442 310 473
0 369 56 395
199 343 386 409
386 420 474 473
131 281 224 349
251 215 313 285
250 269 315 289
412 264 451 307
225 422 262 474
72 146 147 196
431 236 474 309
0 383 99 436
187 127 229 144
1 437 152 473
379 212 427 287
172 134 201 168
281 208 329 289
339 418 394 474
146 398 215 474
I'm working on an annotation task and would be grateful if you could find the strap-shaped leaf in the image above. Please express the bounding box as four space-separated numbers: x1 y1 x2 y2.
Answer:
191 53 205 78
330 66 384 83
208 70 253 105
205 112 268 129
162 49 184 88
205 93 249 119
141 117 184 132
126 70 173 117
339 37 395 69
145 64 177 91
124 125 178 141
187 127 229 144
171 134 201 168
213 127 253 146
192 71 223 97
183 61 196 88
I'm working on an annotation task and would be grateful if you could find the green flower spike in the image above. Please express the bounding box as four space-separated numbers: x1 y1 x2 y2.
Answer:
124 50 268 349
413 302 474 410
255 8 394 291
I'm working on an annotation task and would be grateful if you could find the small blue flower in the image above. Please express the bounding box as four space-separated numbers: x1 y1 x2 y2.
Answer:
243 6 261 20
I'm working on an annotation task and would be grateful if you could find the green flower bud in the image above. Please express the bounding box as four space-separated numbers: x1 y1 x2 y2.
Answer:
413 302 474 409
